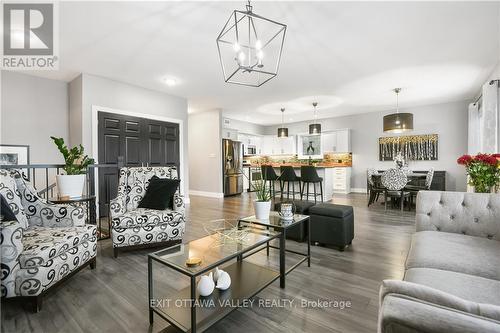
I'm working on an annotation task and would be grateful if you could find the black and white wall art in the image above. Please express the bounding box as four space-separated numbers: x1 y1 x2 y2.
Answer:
0 145 30 166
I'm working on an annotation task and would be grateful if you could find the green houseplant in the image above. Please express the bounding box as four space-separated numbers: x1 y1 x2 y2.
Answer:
457 153 500 193
250 167 275 220
51 136 94 197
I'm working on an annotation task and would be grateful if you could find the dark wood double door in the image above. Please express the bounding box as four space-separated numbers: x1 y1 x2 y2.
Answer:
97 111 180 217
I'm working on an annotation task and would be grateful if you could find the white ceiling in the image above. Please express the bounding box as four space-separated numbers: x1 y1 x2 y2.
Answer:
24 1 500 125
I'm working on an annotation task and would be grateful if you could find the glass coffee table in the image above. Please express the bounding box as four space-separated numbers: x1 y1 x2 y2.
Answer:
148 228 281 333
238 212 311 289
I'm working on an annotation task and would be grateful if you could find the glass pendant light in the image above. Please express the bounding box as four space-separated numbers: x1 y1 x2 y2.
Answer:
277 107 288 137
383 88 413 133
309 102 321 135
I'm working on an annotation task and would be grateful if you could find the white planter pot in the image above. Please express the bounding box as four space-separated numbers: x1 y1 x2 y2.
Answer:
56 174 85 198
253 200 271 220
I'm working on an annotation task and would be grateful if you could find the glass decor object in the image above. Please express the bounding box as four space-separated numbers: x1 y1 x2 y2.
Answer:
216 0 287 87
383 88 414 133
309 102 321 135
277 107 288 137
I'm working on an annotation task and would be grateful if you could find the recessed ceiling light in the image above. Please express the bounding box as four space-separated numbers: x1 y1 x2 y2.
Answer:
163 77 177 87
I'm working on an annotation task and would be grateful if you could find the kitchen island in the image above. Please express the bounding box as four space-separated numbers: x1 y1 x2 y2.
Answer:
250 164 352 199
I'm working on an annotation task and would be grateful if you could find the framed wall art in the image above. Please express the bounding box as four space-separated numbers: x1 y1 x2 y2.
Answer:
379 134 438 161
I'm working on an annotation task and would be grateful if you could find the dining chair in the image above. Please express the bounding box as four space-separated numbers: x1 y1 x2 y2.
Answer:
367 168 383 206
406 168 434 208
381 168 410 212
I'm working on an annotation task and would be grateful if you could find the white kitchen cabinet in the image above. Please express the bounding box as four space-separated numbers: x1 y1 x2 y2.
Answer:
261 135 295 155
223 129 238 140
335 129 351 152
332 167 351 194
322 129 351 153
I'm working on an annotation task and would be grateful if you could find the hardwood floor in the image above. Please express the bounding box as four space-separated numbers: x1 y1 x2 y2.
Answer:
1 193 415 333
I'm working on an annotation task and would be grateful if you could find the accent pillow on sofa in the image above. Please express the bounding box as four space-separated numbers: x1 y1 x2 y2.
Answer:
138 176 180 210
0 194 18 221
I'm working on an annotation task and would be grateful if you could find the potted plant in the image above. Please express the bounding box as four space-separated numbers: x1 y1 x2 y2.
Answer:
252 176 273 220
51 137 94 198
457 153 500 193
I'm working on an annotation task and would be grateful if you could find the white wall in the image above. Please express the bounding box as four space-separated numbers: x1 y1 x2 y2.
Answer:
264 101 469 192
1 71 69 164
188 109 223 196
69 73 189 195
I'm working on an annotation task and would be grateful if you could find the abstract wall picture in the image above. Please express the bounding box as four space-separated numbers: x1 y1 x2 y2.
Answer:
298 134 322 159
379 134 438 161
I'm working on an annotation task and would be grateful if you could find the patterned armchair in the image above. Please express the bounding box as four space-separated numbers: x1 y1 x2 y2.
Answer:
109 166 185 257
0 169 97 311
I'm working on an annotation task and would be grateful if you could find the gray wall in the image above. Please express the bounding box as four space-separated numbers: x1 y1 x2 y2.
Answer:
69 73 190 196
1 71 69 164
188 109 223 195
264 101 469 192
223 117 265 135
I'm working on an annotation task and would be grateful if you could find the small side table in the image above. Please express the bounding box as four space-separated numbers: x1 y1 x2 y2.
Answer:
49 195 108 240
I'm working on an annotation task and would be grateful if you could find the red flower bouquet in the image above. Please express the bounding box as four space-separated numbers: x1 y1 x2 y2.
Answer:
457 153 500 193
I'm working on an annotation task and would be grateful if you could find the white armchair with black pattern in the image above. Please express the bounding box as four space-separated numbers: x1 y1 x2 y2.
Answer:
0 169 97 312
109 166 185 257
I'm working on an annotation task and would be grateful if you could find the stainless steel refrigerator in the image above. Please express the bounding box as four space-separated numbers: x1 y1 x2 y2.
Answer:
223 139 243 196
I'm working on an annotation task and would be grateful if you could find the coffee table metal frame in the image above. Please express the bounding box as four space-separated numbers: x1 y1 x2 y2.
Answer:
148 228 281 333
237 212 311 288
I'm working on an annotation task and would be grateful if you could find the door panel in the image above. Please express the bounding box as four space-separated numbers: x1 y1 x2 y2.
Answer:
125 137 141 165
97 112 180 217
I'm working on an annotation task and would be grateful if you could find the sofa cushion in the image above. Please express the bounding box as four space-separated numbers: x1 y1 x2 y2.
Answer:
405 268 500 306
111 208 184 229
406 231 500 280
125 167 179 212
0 170 28 229
138 176 180 210
19 225 97 268
0 194 17 221
309 203 353 218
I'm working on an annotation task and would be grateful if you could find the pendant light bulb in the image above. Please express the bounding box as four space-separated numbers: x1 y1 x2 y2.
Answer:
277 107 288 138
309 102 321 135
383 87 413 133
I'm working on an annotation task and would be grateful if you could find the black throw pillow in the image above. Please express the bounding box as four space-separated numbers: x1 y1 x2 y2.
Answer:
0 194 18 222
138 176 180 210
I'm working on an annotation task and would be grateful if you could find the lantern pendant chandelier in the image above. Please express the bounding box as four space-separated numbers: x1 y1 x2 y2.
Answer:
277 107 288 138
216 0 287 87
309 102 321 135
383 88 414 133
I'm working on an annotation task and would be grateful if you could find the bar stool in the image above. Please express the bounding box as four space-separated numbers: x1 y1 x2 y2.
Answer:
279 166 301 201
261 165 280 199
300 166 323 203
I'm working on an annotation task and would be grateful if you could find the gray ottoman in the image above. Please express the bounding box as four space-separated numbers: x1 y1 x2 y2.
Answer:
309 203 354 251
274 201 315 242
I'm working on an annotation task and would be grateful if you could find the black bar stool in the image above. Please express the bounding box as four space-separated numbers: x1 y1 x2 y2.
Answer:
300 166 323 203
279 166 301 201
261 165 280 199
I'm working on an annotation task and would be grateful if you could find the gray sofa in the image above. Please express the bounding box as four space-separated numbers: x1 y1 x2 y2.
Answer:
379 190 500 333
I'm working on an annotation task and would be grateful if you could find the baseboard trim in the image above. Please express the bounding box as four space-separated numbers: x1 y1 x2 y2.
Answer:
351 188 368 194
189 190 225 198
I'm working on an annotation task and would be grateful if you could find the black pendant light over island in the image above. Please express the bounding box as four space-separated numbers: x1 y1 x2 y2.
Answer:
309 102 321 134
383 88 413 133
277 107 288 137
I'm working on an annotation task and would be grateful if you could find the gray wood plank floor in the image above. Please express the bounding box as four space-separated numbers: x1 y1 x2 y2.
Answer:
1 193 415 333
